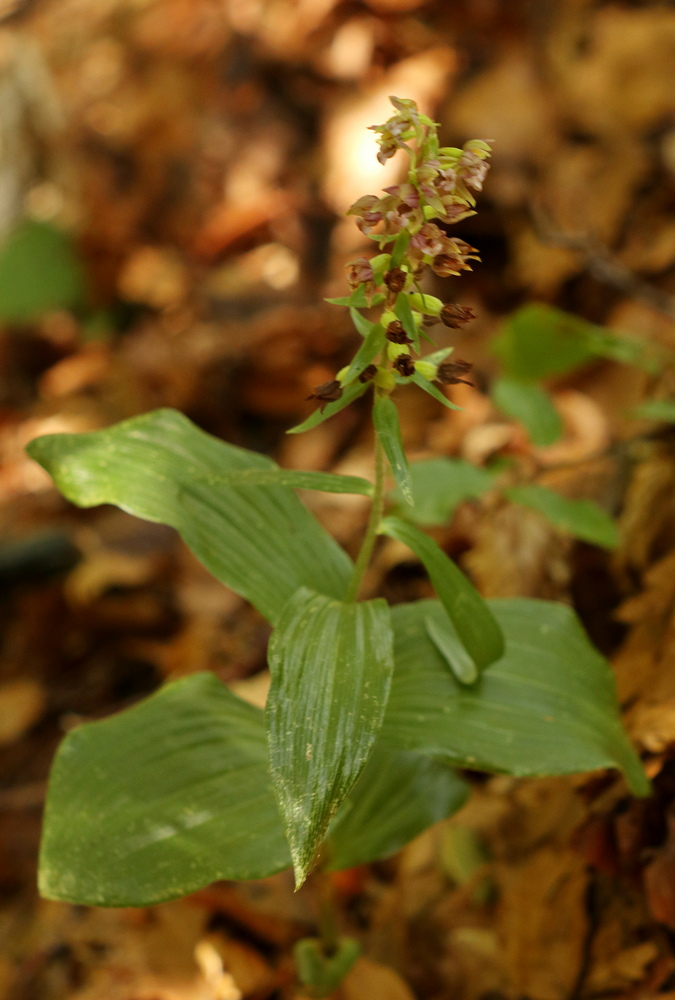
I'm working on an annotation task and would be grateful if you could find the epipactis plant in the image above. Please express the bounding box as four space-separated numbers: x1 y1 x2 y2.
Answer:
29 99 647 994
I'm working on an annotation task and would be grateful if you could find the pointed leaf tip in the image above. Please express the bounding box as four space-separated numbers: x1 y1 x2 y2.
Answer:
266 588 394 886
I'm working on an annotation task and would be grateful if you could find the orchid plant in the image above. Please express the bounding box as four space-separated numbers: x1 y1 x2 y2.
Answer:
28 98 647 997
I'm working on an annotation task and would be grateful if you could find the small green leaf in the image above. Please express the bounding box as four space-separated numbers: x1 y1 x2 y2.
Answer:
28 409 352 625
631 399 675 423
325 289 385 308
327 745 468 870
411 372 462 410
373 395 413 506
392 458 495 526
504 484 618 549
492 305 600 380
381 599 649 797
294 937 361 997
378 516 504 670
341 319 385 385
266 588 394 887
389 230 411 268
425 613 478 685
394 293 419 350
287 381 369 435
349 307 376 339
39 673 291 906
0 220 87 322
492 376 563 446
200 468 373 496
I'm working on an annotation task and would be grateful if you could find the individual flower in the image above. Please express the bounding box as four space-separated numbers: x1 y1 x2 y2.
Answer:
457 149 490 192
346 195 383 235
346 257 374 289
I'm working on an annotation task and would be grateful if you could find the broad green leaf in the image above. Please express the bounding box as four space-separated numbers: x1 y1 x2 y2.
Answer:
326 746 468 870
425 613 478 684
379 517 504 670
27 409 351 625
394 293 420 350
287 381 369 434
631 399 675 423
266 588 394 887
373 395 413 506
492 304 601 380
492 376 563 446
0 220 87 322
504 484 618 549
392 458 495 526
39 673 291 906
411 372 462 410
201 468 373 496
381 599 649 797
342 318 384 385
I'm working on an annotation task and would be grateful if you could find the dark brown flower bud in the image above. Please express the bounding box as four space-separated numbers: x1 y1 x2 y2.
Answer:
306 379 343 411
385 321 412 345
435 359 474 386
440 303 477 328
358 364 378 383
393 354 415 377
384 267 406 293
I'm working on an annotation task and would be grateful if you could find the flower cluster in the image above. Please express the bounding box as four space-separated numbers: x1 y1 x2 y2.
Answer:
308 97 491 413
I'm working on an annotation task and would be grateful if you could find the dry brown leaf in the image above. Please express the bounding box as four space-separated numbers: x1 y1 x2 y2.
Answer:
0 678 45 744
495 847 589 1000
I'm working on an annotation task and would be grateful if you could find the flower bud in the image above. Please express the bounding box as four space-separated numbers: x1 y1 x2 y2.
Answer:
306 379 343 411
435 359 474 386
385 321 412 345
387 341 410 361
440 303 476 328
358 364 378 383
393 354 415 377
373 369 396 391
414 359 437 380
407 292 443 316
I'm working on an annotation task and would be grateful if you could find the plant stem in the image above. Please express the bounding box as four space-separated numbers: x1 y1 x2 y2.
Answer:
316 868 339 957
345 417 387 602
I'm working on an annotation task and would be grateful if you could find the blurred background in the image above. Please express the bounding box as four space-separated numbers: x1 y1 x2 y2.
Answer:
1 1 675 998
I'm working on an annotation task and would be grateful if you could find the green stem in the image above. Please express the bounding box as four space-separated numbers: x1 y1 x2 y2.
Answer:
345 417 387 602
